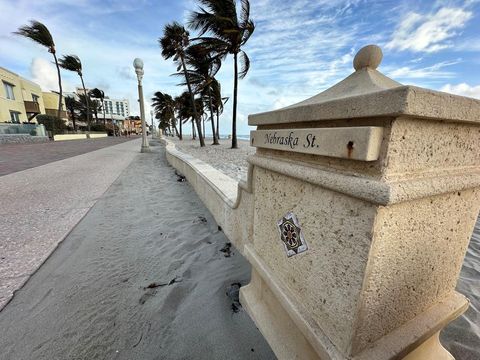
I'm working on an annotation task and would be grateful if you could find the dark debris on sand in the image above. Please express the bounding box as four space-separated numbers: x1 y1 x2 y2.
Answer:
226 282 242 313
144 277 183 289
174 170 186 182
220 242 233 257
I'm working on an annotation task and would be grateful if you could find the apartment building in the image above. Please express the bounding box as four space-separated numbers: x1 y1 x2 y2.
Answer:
0 66 45 123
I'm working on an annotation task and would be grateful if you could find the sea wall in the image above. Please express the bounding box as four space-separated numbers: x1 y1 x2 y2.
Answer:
162 138 253 253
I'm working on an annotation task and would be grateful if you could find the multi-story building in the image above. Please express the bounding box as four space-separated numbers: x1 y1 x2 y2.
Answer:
101 98 129 121
1 66 45 123
42 92 68 121
68 87 130 122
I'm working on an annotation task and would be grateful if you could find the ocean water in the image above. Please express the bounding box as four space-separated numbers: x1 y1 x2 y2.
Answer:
219 134 250 141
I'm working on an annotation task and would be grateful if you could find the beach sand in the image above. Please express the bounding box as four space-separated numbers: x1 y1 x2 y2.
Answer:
170 136 480 359
171 137 254 182
0 141 275 360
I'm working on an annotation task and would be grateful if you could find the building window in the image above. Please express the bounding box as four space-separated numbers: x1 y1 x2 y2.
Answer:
10 111 21 123
3 81 15 100
32 94 40 103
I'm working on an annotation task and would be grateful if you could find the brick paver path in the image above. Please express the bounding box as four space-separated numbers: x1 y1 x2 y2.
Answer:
0 137 138 176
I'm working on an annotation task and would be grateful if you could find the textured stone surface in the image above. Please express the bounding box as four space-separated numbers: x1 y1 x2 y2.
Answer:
251 127 383 161
0 134 49 144
252 166 375 353
353 189 480 352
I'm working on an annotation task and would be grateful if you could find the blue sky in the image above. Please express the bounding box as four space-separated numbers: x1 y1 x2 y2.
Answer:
1 0 479 135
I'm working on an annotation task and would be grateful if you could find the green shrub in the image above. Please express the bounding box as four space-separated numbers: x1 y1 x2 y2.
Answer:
37 115 67 134
90 124 106 132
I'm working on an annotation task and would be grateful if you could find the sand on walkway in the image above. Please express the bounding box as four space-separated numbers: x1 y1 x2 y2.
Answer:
0 138 141 310
0 141 275 360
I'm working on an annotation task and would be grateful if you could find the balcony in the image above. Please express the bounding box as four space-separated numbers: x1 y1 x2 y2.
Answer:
24 101 40 114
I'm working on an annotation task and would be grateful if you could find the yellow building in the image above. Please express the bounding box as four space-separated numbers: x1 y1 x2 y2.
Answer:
1 66 45 123
42 91 68 121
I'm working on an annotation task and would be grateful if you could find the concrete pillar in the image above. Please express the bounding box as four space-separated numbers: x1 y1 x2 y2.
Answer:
240 45 480 359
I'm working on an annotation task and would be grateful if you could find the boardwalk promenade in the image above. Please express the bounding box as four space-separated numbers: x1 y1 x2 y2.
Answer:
0 138 140 309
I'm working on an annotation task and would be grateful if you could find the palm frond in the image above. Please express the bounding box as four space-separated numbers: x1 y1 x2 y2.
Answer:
159 22 190 60
58 54 82 74
238 50 250 79
89 88 104 100
14 20 55 52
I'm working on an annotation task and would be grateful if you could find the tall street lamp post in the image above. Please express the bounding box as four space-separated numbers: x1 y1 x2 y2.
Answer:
150 110 155 139
133 58 149 153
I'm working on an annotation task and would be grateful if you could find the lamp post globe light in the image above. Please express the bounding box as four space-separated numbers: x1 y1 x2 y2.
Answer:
133 58 149 152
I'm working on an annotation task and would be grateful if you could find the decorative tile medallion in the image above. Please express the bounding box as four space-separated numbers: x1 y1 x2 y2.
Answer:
277 211 308 257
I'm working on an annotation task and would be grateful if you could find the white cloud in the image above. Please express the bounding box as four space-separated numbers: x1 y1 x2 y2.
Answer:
385 59 460 80
30 58 74 93
440 83 480 98
386 7 472 52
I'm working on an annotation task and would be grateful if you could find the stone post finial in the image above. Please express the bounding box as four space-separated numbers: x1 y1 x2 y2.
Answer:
353 44 383 71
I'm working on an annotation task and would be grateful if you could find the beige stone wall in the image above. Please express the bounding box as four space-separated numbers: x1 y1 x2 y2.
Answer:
352 188 480 353
252 165 376 353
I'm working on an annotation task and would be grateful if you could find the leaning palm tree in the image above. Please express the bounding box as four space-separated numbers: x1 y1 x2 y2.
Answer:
159 22 205 147
151 91 180 139
189 0 255 148
58 55 91 133
89 88 105 126
14 20 63 132
182 44 221 145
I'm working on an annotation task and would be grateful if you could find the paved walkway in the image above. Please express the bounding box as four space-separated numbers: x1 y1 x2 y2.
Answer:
0 141 275 360
0 139 141 309
0 137 137 176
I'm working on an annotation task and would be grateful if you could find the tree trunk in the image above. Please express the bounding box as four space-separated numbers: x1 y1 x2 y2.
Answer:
172 116 180 138
181 55 204 146
202 116 205 140
52 51 62 136
192 119 196 139
72 111 76 132
208 88 218 145
179 116 183 140
231 52 239 148
216 108 220 140
80 75 90 135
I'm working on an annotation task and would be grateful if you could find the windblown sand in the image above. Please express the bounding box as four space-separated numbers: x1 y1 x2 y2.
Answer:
170 136 480 359
0 142 275 360
171 137 254 182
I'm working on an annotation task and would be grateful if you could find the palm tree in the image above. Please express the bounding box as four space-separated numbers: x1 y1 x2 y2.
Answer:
77 93 101 127
14 20 63 132
176 91 204 140
89 88 106 126
58 55 91 133
65 96 79 132
182 44 221 145
189 0 255 149
151 91 180 138
159 22 205 147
